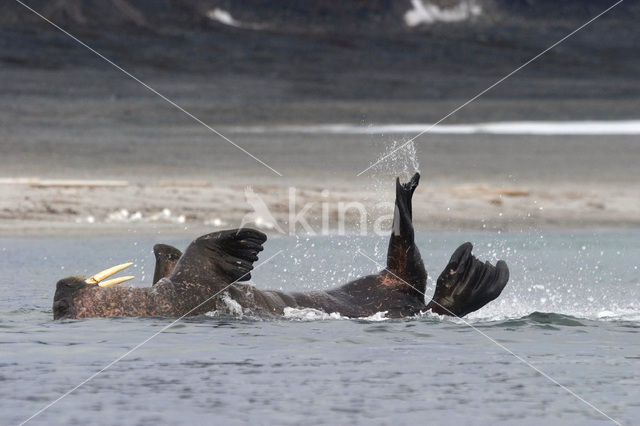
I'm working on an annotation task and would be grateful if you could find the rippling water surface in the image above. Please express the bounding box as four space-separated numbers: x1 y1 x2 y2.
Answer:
1 231 639 425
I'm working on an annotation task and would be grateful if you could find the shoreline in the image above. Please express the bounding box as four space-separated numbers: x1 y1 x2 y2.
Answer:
2 179 638 237
3 68 639 238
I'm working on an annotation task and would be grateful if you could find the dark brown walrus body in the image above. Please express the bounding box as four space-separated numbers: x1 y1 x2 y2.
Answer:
53 173 509 320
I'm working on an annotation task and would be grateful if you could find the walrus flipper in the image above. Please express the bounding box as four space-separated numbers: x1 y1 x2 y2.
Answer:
169 229 267 287
153 244 183 285
386 172 427 295
427 243 509 317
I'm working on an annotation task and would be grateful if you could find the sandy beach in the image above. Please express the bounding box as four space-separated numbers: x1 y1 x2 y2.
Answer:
2 179 640 237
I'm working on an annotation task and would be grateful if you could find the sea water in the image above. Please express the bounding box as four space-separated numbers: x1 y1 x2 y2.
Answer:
1 231 639 425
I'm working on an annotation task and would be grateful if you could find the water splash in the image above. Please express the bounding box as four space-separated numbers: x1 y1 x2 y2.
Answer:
283 307 389 322
369 138 421 184
450 231 640 322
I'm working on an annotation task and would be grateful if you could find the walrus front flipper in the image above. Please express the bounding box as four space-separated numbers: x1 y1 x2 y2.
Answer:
153 244 183 285
386 172 427 296
169 229 267 287
427 243 509 317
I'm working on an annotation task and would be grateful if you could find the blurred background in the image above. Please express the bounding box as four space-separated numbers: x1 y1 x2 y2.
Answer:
1 0 639 233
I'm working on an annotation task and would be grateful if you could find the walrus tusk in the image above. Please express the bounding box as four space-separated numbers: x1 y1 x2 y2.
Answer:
85 262 133 284
98 276 134 287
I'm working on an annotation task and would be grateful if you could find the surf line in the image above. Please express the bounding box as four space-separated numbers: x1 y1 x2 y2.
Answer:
235 120 640 136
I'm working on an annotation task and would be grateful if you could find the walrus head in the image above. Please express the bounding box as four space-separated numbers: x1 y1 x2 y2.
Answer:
53 263 134 319
51 229 268 320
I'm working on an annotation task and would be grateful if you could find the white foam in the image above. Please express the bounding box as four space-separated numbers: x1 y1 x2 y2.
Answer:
457 299 640 323
405 0 481 27
362 311 389 322
596 308 640 322
283 307 390 322
284 307 344 321
220 292 244 317
232 120 640 136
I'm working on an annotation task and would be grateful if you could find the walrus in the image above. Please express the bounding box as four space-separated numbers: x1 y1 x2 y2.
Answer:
52 173 509 320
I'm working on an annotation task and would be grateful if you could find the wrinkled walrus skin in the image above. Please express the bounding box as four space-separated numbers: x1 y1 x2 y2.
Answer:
52 173 509 320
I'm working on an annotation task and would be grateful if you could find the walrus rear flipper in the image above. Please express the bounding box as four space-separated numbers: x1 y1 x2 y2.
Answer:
169 229 267 287
386 172 427 296
427 243 509 317
153 244 183 285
